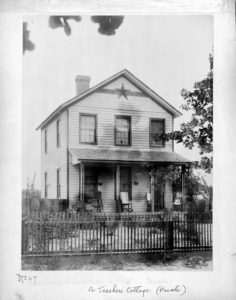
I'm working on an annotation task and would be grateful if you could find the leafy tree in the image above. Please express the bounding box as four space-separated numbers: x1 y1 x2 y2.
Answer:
157 54 213 173
23 16 124 54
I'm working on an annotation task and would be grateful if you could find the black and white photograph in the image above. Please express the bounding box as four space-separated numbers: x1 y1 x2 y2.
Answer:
22 15 213 271
1 0 236 299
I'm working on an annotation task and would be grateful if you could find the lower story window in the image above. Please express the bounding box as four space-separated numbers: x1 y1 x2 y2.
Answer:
45 172 48 199
57 169 61 199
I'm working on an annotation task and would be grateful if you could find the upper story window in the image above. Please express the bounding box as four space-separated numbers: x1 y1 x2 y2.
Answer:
44 129 48 153
149 118 165 147
80 114 97 144
115 116 131 146
56 120 61 147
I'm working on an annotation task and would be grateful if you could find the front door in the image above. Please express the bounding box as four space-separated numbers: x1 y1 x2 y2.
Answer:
154 183 164 211
120 166 132 200
84 166 98 203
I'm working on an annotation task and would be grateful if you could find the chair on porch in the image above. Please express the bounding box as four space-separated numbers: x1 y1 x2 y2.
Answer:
120 192 133 213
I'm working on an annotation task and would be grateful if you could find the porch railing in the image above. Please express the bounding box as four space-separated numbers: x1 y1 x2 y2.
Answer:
22 211 212 256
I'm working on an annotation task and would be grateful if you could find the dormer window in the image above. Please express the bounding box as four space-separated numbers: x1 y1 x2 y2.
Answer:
149 118 165 147
80 114 97 144
115 116 131 146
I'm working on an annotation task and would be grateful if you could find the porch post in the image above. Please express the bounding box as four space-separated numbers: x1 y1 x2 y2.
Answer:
80 162 84 209
181 165 185 210
151 175 155 212
116 164 120 212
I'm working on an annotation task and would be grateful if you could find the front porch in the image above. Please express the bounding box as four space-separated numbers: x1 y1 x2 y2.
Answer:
70 160 187 214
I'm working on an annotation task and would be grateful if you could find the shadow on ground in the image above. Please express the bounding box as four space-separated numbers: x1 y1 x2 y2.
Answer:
22 251 212 271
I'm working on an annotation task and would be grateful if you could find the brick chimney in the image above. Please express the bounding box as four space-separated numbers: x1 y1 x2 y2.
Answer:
75 75 91 96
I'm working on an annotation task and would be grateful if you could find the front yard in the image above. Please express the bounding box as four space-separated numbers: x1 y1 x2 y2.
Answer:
22 251 212 271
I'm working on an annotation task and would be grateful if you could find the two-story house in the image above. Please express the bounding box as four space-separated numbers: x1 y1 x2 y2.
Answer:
36 69 190 213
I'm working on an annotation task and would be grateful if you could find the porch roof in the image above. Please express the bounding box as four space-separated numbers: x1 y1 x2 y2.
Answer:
69 148 190 164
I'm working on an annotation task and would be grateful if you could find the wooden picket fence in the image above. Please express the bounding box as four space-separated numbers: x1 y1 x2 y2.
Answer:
22 211 212 256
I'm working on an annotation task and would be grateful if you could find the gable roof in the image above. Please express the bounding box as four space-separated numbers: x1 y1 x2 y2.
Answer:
36 69 182 130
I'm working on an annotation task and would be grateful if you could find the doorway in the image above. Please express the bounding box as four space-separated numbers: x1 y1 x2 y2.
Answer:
154 183 164 211
120 166 132 200
84 166 98 203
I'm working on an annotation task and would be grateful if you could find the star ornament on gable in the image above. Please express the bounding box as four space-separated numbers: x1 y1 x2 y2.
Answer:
116 83 129 100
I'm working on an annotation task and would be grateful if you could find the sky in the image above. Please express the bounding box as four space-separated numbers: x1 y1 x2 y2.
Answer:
23 15 213 190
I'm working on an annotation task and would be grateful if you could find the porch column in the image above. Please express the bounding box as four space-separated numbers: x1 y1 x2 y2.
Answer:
115 165 120 211
80 162 84 209
151 175 155 212
181 165 185 210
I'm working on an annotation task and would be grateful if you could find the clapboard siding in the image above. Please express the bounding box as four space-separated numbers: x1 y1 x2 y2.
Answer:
69 104 172 151
41 110 67 199
68 75 173 150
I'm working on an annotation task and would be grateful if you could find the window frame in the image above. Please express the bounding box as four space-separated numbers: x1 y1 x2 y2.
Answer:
45 172 48 199
79 113 97 145
44 129 48 153
57 168 61 199
56 119 61 148
149 118 165 148
114 115 132 146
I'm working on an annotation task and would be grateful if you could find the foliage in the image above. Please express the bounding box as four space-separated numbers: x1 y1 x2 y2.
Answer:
24 16 124 54
196 200 207 213
49 16 81 35
157 54 213 173
146 164 182 187
146 163 211 211
91 16 124 35
146 164 183 209
23 22 35 53
184 165 212 212
22 174 41 215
